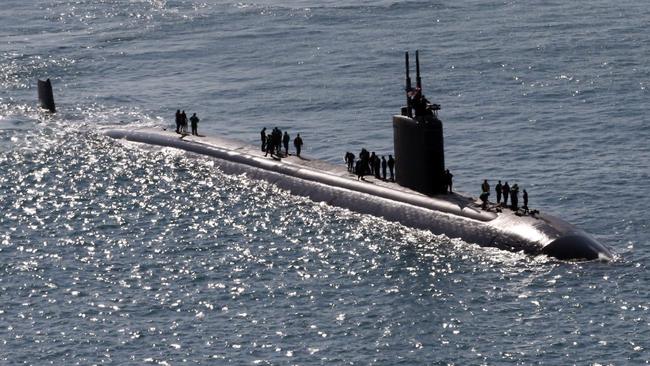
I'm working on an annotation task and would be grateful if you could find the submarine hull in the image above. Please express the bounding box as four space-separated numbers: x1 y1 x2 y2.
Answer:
105 128 613 261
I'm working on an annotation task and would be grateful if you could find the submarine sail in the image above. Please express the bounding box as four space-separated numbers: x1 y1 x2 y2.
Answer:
393 51 445 195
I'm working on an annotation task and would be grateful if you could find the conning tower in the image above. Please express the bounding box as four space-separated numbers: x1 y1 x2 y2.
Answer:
393 51 445 195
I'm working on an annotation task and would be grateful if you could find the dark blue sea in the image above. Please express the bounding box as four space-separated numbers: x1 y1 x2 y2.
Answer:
1 1 649 364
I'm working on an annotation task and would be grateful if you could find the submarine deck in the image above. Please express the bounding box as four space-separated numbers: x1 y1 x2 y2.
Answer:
106 127 498 223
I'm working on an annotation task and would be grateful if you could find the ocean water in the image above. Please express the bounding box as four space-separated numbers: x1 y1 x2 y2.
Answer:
1 1 649 364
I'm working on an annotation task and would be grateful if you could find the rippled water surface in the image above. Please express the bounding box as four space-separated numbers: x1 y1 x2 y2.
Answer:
1 1 649 364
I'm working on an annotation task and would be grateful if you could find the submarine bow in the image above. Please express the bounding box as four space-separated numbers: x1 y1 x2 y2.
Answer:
542 233 612 261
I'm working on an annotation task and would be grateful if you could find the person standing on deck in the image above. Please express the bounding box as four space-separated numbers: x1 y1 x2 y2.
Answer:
387 155 395 181
381 156 387 180
181 110 188 134
190 113 199 136
373 154 381 179
502 181 510 206
510 184 519 210
293 134 303 157
445 169 453 193
345 152 355 172
523 189 529 213
283 131 290 156
495 180 503 204
271 127 281 156
260 127 267 152
359 149 370 175
175 110 181 134
481 180 490 196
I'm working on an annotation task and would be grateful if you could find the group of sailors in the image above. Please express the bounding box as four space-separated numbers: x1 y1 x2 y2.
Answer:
480 179 530 213
409 87 440 120
344 151 456 194
255 124 531 216
344 150 395 182
260 127 303 158
175 110 200 136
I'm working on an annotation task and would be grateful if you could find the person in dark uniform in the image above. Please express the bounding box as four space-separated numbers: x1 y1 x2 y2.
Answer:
409 87 433 119
387 155 395 181
445 169 453 193
373 154 381 179
345 152 355 172
181 110 188 134
283 131 290 156
190 113 199 135
381 156 387 180
260 127 267 152
480 191 489 210
175 109 181 134
264 137 272 157
510 184 519 210
522 189 529 213
271 127 281 155
359 149 370 175
502 181 510 206
293 134 303 157
355 160 365 180
481 179 490 195
495 180 502 204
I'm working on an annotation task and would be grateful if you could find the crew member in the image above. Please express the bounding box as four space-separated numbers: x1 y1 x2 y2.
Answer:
283 131 290 156
272 127 282 156
511 184 519 210
260 127 267 152
373 153 380 179
502 181 510 206
480 191 489 210
381 156 387 180
359 149 370 175
345 152 355 172
190 113 199 136
523 189 529 213
409 87 433 119
445 169 453 193
175 109 181 134
181 110 188 134
355 160 365 180
387 155 395 181
481 179 490 195
495 180 502 204
293 134 303 157
264 137 273 157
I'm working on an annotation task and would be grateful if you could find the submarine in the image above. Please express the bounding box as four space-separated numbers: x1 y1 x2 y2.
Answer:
40 53 614 261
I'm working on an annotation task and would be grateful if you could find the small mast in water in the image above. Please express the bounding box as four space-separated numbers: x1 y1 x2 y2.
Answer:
37 78 56 113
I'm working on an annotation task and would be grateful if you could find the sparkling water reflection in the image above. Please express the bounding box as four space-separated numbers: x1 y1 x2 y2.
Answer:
0 123 646 364
1 0 650 363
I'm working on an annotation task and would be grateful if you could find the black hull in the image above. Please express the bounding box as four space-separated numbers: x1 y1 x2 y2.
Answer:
105 128 613 261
